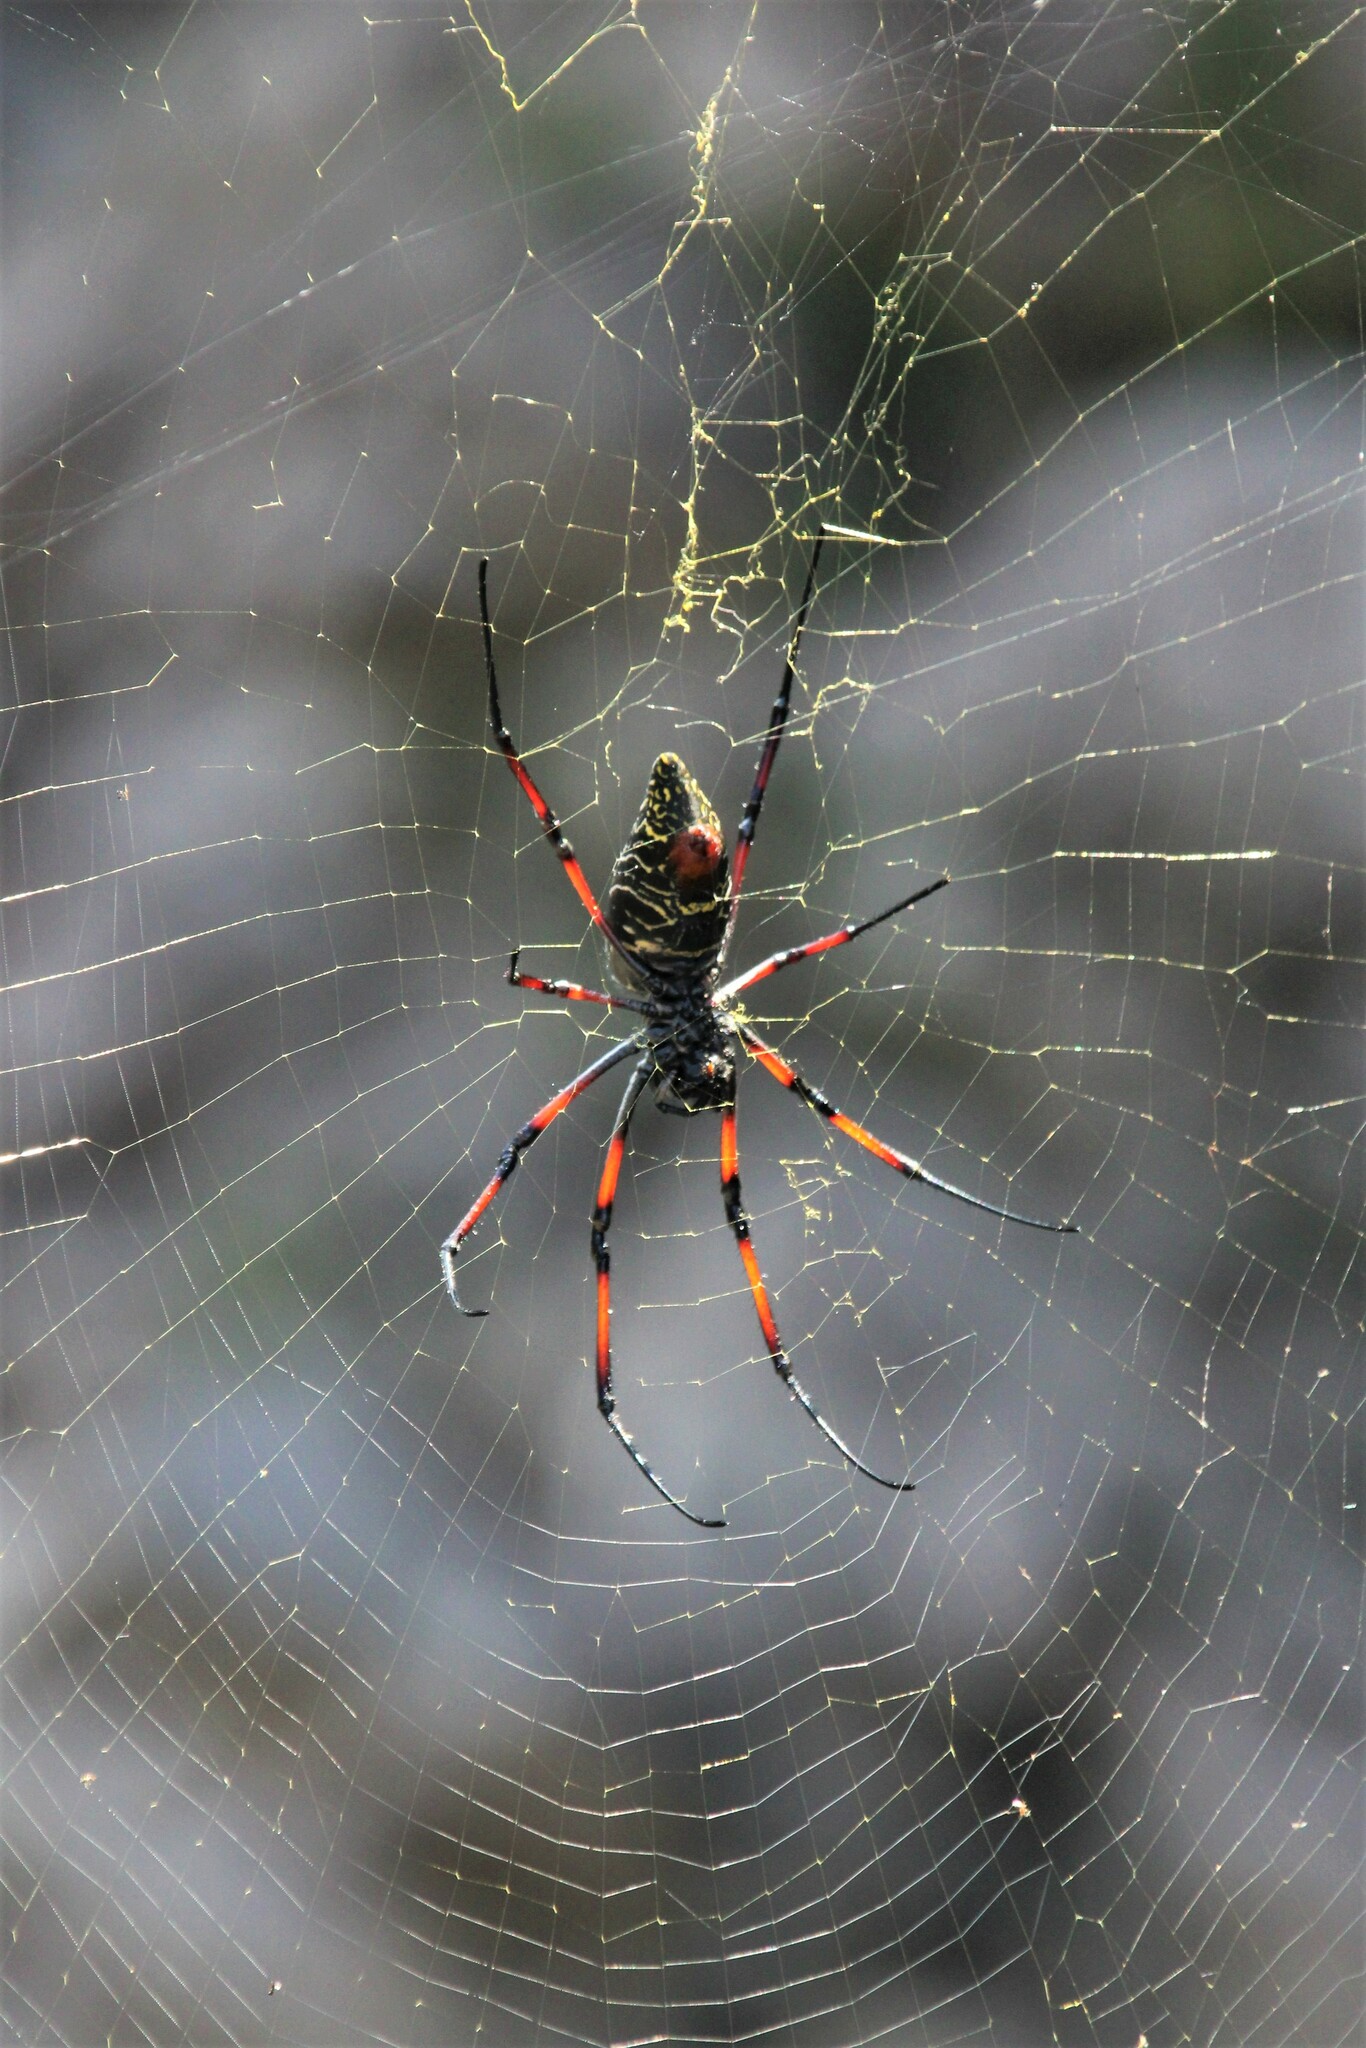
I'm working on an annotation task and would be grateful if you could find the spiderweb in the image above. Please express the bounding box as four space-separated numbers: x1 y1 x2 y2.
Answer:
3 5 1362 2043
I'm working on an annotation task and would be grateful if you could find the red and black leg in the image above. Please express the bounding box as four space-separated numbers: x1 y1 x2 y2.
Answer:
506 949 649 1014
718 875 949 1002
738 1025 1078 1234
592 1060 725 1528
720 1101 915 1493
479 559 636 977
728 527 827 909
442 1037 640 1314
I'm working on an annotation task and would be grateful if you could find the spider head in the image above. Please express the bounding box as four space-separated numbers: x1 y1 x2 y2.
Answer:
607 752 731 977
652 1042 737 1115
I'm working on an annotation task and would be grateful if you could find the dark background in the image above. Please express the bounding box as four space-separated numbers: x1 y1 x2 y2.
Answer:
2 6 1362 2043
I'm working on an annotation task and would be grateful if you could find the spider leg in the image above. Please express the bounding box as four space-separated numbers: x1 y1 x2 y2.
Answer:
738 1025 1079 1234
506 949 650 1014
593 1060 726 1528
729 527 827 910
442 1036 640 1314
718 875 949 1001
720 1102 915 1493
479 559 636 975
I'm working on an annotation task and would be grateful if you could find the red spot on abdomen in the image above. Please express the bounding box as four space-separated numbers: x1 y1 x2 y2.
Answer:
669 825 723 884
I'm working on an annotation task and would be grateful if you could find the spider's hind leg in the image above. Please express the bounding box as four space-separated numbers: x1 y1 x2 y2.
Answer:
478 559 636 977
718 874 949 1002
728 527 827 912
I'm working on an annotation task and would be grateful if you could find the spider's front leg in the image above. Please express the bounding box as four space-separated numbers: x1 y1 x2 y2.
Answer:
592 1060 725 1528
441 1037 640 1314
739 1024 1078 1233
720 1098 915 1493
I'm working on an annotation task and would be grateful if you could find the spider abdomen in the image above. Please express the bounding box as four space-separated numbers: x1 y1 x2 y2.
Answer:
606 753 731 977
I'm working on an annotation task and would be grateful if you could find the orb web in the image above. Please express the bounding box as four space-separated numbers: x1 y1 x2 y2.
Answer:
2 6 1362 2044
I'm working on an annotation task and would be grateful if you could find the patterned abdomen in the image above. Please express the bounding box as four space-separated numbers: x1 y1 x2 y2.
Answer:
606 753 731 976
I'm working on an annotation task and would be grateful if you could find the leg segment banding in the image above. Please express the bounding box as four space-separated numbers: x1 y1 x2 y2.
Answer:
729 528 827 911
507 949 649 1013
739 1025 1078 1235
720 1101 915 1491
441 1037 640 1314
479 558 638 975
592 1059 726 1528
719 874 949 1001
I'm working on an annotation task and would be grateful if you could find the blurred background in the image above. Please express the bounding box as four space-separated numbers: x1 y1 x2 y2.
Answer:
2 5 1362 2043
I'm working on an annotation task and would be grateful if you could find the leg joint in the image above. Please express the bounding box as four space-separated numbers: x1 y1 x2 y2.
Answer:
798 1078 834 1118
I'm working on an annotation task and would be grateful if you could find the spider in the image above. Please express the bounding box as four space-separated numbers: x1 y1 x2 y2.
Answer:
443 532 1077 1526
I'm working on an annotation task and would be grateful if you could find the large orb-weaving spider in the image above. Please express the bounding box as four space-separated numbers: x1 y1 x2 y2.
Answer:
443 533 1076 1526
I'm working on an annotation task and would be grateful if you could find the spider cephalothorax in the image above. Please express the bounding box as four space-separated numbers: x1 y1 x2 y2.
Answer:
640 974 736 1115
443 536 1076 1526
